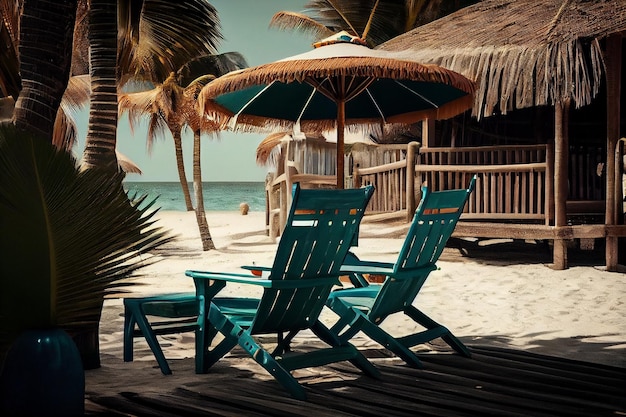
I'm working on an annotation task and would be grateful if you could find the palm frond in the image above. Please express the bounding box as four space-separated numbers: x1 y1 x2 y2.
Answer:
145 111 169 151
176 52 249 88
119 89 159 120
52 75 91 151
116 151 142 174
118 0 222 85
256 132 289 166
52 108 76 151
118 87 169 150
0 125 173 357
269 11 334 40
63 75 91 109
276 0 409 46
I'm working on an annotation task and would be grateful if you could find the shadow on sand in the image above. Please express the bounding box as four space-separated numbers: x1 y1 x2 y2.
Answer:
444 237 614 268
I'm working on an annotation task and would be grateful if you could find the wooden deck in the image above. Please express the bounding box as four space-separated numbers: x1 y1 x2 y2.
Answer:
85 343 626 416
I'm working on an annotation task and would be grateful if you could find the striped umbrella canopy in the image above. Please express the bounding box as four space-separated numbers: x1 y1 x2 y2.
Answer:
199 32 475 188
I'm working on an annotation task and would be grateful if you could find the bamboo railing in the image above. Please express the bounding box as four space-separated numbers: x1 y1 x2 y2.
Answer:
417 145 549 222
352 143 419 220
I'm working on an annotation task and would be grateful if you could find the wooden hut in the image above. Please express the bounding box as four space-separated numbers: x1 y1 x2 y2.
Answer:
379 0 626 270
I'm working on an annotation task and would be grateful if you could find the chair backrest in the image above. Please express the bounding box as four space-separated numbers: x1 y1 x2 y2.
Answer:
368 176 476 321
252 183 375 334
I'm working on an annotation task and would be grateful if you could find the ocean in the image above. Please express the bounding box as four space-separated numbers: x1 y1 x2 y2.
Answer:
124 181 266 212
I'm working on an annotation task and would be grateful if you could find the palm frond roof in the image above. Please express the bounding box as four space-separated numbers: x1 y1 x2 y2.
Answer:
379 0 626 118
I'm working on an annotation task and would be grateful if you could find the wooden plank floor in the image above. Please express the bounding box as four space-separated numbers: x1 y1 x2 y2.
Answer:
85 343 626 416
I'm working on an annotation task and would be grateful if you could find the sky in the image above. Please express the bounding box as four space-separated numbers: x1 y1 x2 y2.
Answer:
77 1 312 182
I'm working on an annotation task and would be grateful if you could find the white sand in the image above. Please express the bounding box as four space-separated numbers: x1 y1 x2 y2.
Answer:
98 210 626 370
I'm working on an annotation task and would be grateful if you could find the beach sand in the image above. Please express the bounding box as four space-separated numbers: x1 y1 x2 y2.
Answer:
94 209 626 387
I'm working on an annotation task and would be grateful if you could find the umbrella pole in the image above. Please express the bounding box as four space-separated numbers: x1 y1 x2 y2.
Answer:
337 99 345 189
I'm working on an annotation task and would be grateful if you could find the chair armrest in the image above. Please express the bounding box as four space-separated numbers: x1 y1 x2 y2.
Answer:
186 270 275 287
240 265 272 272
186 270 340 289
340 263 395 276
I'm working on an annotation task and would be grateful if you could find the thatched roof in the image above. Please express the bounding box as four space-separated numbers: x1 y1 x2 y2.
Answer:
379 0 626 118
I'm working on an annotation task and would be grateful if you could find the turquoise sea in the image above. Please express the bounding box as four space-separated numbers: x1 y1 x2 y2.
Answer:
124 181 266 212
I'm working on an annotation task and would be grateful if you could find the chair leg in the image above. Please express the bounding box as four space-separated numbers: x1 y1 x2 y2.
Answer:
272 331 296 356
196 306 239 373
328 297 423 368
123 307 136 363
124 301 172 375
202 306 307 400
238 331 307 401
195 322 221 373
358 318 423 368
405 305 471 358
311 321 381 380
327 298 370 344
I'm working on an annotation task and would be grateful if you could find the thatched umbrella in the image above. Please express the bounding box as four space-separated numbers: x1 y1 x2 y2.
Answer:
379 0 626 270
199 32 475 188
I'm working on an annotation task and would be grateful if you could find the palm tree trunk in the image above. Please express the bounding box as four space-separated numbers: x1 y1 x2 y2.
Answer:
81 0 118 172
173 131 194 211
75 0 118 369
193 130 215 250
13 0 78 142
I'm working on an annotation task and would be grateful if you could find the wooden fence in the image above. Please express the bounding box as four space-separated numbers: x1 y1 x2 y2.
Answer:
354 144 551 223
416 145 550 222
351 143 419 215
268 141 614 240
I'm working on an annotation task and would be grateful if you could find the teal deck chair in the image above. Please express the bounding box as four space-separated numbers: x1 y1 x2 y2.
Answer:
122 183 368 376
326 176 476 368
185 184 379 400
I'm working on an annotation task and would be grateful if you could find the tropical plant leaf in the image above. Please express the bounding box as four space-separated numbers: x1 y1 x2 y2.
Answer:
117 0 222 86
271 0 404 46
269 11 335 41
176 52 249 89
0 125 174 359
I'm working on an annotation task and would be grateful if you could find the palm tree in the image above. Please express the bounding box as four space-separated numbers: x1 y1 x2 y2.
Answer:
10 0 78 141
270 0 479 47
119 53 248 250
80 0 222 173
0 0 221 369
121 76 197 211
0 2 143 174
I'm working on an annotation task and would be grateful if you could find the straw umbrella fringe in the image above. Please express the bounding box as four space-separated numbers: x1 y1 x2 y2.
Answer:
199 57 475 132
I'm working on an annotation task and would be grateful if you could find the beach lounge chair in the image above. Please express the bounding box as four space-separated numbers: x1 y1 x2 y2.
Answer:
121 183 368 376
325 176 476 368
185 183 378 400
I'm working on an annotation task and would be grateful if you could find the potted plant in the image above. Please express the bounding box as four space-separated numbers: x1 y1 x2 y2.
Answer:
0 125 173 415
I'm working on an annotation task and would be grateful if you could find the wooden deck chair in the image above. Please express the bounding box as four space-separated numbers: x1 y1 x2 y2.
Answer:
185 183 378 400
122 183 367 376
326 176 476 368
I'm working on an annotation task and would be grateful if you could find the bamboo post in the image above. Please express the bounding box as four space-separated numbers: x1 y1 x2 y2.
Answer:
553 99 570 270
604 34 621 271
545 142 554 225
422 118 435 148
353 165 361 188
406 141 419 221
336 75 346 189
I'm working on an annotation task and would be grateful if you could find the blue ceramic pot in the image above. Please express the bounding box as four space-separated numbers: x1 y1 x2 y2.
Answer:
0 327 85 416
